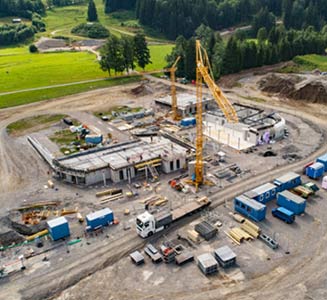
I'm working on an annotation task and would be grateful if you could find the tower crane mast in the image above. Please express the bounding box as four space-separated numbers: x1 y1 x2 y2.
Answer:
193 40 238 190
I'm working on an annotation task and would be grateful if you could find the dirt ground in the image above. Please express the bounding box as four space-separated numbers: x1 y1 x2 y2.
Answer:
1 69 327 300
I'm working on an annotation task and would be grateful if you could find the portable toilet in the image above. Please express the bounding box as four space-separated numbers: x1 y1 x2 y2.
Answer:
306 162 325 179
47 217 70 241
322 176 327 190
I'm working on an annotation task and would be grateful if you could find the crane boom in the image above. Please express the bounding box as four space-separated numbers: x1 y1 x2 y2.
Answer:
193 40 238 189
169 56 181 120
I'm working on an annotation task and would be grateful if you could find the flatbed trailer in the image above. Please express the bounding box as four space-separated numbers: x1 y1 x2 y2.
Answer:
136 197 211 238
172 197 211 221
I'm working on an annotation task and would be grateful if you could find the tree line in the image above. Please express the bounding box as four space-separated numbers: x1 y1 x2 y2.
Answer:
99 32 151 75
0 24 35 45
105 0 327 40
104 0 136 14
0 0 45 19
52 0 86 7
166 24 327 79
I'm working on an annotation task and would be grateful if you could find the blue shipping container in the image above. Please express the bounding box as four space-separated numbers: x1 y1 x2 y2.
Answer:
86 208 114 229
306 162 324 179
234 195 266 222
273 172 302 192
317 153 327 171
277 190 306 215
85 135 103 145
244 183 277 204
181 117 196 127
47 216 70 241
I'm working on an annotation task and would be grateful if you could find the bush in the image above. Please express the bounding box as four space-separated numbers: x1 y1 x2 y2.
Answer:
29 44 38 53
0 24 35 45
71 23 109 39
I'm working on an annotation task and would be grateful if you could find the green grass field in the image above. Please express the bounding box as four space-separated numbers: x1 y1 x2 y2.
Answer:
43 0 168 41
0 51 108 93
0 76 141 109
7 114 65 135
279 54 327 73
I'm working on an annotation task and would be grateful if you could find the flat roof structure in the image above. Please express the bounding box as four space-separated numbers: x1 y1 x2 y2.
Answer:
245 183 277 198
86 208 112 221
278 190 306 204
214 246 236 262
155 93 213 109
235 195 266 210
55 137 187 172
275 172 300 184
47 216 68 228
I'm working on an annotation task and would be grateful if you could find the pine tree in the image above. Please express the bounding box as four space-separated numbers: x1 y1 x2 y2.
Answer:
134 32 151 70
87 0 98 22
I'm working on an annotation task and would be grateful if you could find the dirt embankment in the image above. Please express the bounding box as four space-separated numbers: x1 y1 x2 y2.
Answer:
259 73 327 104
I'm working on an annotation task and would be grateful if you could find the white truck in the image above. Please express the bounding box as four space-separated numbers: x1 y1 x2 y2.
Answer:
136 197 211 238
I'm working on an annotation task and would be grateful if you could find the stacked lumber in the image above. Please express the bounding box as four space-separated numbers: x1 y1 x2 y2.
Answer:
241 219 260 238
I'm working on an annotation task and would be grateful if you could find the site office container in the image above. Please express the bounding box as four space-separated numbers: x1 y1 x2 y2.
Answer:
277 190 306 215
272 207 295 224
234 195 266 222
317 153 327 171
86 208 114 229
47 216 70 241
244 183 277 204
273 172 302 193
306 162 325 179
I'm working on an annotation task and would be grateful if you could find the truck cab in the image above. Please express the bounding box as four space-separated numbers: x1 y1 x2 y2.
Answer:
136 211 155 238
272 207 295 224
136 211 172 238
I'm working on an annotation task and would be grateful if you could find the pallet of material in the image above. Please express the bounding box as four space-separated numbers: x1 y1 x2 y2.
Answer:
187 229 200 243
175 251 194 266
96 188 123 198
195 221 217 241
99 193 123 204
241 219 260 238
232 227 253 241
197 253 218 275
130 251 145 265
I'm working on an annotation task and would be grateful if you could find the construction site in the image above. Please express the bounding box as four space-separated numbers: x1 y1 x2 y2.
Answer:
1 41 327 300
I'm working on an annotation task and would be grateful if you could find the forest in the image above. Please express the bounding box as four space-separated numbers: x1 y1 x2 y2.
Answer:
166 24 327 79
0 0 45 19
106 0 327 40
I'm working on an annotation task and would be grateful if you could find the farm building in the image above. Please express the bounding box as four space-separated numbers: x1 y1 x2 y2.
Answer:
244 183 277 204
273 172 302 192
234 195 266 222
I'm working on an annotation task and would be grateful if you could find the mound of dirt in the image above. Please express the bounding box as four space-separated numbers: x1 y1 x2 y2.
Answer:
0 230 25 247
290 81 327 103
259 74 299 95
258 73 327 104
130 84 154 96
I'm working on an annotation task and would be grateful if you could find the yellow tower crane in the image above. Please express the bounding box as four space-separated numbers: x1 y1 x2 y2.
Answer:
193 40 238 190
167 56 181 120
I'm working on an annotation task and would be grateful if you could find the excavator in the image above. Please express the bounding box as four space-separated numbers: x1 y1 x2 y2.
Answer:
191 40 238 191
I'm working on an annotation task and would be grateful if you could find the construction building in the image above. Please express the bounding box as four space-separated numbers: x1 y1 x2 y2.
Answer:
155 93 215 117
51 137 187 186
204 104 286 150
